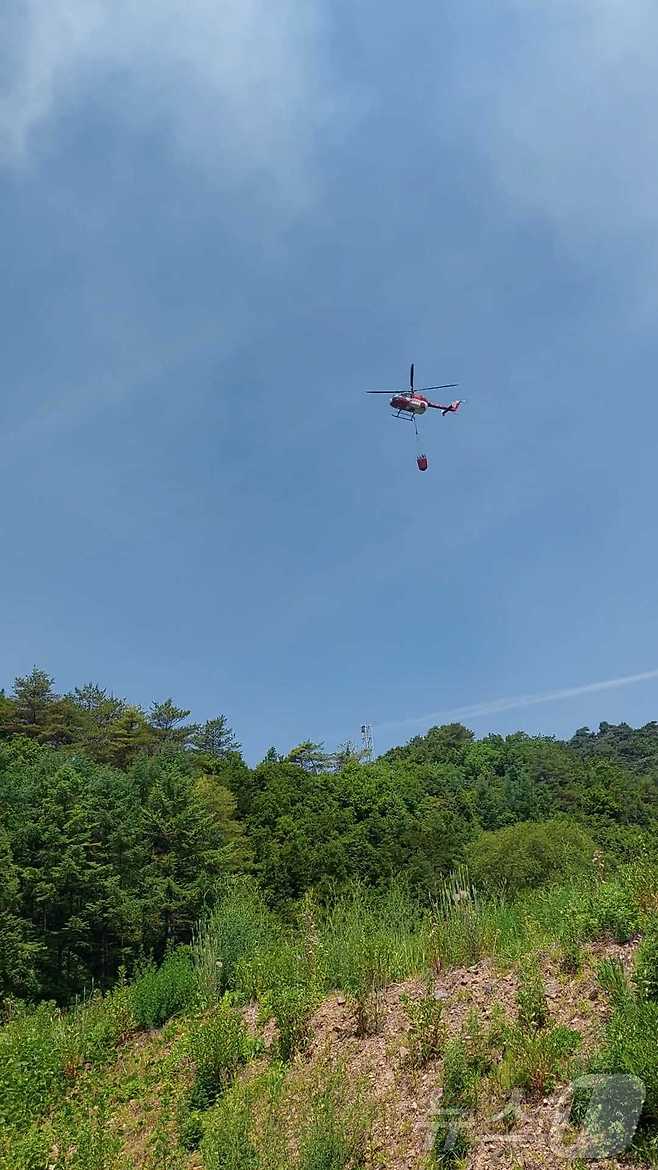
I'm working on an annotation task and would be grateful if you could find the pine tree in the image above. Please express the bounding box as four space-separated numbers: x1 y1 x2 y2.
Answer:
99 706 155 769
148 699 198 749
285 740 331 773
138 758 240 956
0 690 17 739
11 762 123 997
190 716 239 759
11 668 56 735
0 827 41 997
68 684 128 760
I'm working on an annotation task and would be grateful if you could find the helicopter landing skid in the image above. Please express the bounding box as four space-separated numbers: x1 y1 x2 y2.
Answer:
391 411 418 435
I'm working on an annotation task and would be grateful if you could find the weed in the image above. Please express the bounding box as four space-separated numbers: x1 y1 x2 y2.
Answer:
434 866 478 920
498 1023 581 1097
440 1008 499 1113
559 927 584 975
178 1108 205 1151
401 984 445 1068
318 883 430 1012
297 1064 370 1170
0 1002 68 1129
597 958 633 1009
581 882 640 944
194 877 276 1006
594 997 658 1124
65 982 135 1069
59 1092 123 1170
187 999 258 1109
150 1080 185 1170
430 905 486 971
0 1123 53 1170
260 980 316 1061
441 1037 481 1110
430 1115 470 1167
635 917 658 1003
461 1009 496 1075
201 1082 262 1170
516 959 549 1032
131 948 198 1029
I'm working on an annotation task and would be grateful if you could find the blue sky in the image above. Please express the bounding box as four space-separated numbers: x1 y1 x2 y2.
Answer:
3 0 658 762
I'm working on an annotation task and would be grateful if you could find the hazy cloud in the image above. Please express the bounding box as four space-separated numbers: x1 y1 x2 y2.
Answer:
0 0 340 200
470 0 658 253
377 667 658 734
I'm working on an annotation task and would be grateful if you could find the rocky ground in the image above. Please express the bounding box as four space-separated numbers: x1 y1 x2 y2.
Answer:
285 940 642 1170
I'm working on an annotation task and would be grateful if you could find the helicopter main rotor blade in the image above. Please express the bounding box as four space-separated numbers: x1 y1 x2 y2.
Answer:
410 362 414 391
417 383 459 391
365 389 407 394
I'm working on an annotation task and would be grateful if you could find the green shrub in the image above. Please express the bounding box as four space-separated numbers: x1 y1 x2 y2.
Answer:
131 948 198 1029
464 820 596 896
635 919 658 1002
188 1000 257 1109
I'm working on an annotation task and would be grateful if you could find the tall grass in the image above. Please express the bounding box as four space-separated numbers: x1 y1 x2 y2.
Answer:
194 880 433 1041
316 883 431 1033
634 915 658 1002
296 1063 370 1170
191 866 658 1025
187 999 259 1109
194 877 278 1007
593 943 658 1135
202 1060 370 1170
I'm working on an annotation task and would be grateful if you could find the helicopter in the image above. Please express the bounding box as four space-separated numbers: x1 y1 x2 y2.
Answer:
366 363 463 471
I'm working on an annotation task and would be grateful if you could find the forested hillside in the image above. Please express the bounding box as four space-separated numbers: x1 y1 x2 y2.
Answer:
1 667 658 1007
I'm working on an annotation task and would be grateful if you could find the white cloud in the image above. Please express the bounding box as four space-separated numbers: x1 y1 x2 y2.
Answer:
0 0 339 201
376 667 658 734
463 1 658 253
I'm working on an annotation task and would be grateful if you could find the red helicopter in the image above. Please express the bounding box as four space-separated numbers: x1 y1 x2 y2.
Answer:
366 363 463 471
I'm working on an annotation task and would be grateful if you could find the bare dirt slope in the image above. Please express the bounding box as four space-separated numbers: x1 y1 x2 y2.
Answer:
293 940 641 1170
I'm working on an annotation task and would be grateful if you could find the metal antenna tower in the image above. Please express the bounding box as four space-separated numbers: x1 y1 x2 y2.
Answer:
360 722 374 760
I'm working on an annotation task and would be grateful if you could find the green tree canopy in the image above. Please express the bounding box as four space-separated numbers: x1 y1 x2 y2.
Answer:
464 818 597 895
